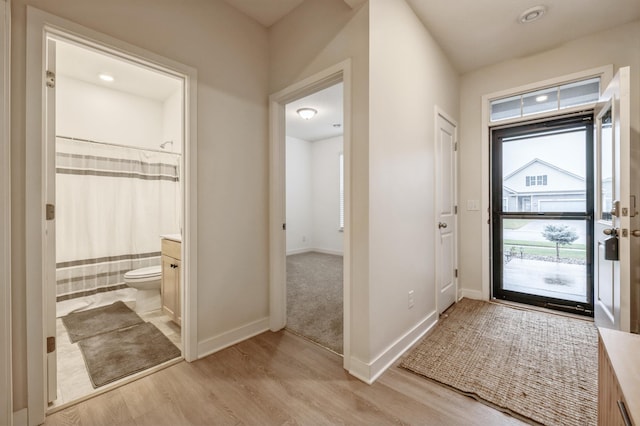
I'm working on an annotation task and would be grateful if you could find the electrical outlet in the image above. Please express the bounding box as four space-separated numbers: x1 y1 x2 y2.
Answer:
408 290 415 309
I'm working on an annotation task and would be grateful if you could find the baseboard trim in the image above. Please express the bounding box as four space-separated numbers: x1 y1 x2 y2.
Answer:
286 248 344 256
197 317 269 359
348 310 438 384
458 288 483 300
13 408 27 426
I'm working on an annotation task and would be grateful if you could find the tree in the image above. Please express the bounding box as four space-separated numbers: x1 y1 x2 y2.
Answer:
542 224 579 259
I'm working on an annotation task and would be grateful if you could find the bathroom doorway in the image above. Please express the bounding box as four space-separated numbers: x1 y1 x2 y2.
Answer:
284 83 345 355
49 38 186 407
26 9 198 419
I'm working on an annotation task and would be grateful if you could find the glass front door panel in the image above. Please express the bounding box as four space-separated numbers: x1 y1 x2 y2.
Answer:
502 218 588 303
501 127 587 213
600 107 613 221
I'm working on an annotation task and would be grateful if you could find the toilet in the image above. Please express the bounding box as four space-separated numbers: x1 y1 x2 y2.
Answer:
123 265 162 313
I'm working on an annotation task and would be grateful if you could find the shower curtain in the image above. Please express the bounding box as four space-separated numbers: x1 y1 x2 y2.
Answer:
55 137 181 301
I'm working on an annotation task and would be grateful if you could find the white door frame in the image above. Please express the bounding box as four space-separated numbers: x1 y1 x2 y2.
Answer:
25 7 198 424
479 65 613 301
434 107 458 311
269 60 352 369
0 0 12 424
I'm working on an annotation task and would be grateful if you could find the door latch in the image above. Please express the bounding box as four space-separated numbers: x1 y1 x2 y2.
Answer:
46 204 55 220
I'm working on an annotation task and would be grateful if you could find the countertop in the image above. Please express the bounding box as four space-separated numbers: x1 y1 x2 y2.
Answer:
161 233 182 243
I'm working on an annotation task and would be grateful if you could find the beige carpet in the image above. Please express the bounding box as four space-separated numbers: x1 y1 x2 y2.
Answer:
401 298 598 426
287 252 343 354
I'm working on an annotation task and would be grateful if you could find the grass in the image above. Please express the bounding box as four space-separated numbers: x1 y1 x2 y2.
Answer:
504 241 586 260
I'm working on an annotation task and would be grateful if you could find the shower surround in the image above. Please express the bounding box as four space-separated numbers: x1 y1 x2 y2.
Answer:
55 136 181 301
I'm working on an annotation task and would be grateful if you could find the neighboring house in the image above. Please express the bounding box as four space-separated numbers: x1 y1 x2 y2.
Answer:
503 158 586 212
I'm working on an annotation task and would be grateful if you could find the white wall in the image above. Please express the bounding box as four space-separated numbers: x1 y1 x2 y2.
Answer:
311 135 343 254
286 135 344 255
12 0 269 412
162 88 182 154
368 0 459 369
56 75 164 150
458 21 640 304
286 136 313 253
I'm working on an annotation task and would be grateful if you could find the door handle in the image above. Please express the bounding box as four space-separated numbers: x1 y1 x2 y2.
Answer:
603 228 618 236
438 222 448 229
631 230 640 237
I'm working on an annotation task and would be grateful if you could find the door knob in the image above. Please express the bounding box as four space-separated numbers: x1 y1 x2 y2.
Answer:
603 228 618 236
438 222 447 229
631 230 640 237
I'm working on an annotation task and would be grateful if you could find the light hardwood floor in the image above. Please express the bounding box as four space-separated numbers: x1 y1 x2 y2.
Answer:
44 330 525 426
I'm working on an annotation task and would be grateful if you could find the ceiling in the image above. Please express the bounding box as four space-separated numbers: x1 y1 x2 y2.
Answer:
223 0 640 73
56 40 182 102
286 83 344 142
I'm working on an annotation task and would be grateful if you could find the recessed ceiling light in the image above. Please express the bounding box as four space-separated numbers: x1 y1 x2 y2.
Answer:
98 73 114 82
535 95 549 102
297 108 317 120
519 5 547 24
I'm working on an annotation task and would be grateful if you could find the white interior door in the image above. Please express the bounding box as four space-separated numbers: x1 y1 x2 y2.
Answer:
436 112 457 314
594 67 631 331
45 37 58 403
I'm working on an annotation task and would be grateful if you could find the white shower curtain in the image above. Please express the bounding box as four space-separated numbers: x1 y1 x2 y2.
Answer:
55 137 181 300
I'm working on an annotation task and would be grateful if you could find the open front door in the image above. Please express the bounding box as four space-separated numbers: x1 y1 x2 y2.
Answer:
594 67 632 331
45 37 57 403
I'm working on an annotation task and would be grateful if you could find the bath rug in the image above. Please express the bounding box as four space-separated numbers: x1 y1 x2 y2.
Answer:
61 300 144 343
400 298 598 426
78 321 181 388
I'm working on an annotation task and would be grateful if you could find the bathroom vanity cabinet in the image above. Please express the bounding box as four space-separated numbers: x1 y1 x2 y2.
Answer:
161 238 181 326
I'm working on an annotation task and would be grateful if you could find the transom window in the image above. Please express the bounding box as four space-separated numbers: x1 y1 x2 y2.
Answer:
490 77 600 122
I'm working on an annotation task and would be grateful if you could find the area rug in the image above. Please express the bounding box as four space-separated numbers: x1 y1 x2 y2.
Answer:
61 300 144 343
78 322 181 388
287 252 343 354
400 298 598 426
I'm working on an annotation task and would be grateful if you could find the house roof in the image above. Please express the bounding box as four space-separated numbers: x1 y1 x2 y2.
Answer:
503 158 585 182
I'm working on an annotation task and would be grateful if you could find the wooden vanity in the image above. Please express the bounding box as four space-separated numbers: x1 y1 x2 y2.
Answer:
161 236 181 326
598 327 640 425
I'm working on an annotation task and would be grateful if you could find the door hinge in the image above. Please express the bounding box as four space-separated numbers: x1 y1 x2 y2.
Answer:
454 205 458 214
46 204 55 220
454 142 458 151
47 336 56 354
282 223 286 231
454 269 458 278
46 70 55 88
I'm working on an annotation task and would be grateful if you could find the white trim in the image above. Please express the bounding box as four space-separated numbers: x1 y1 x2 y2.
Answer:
269 59 353 370
286 248 344 256
26 7 198 423
458 288 483 300
0 0 11 424
349 311 438 384
12 409 27 426
480 65 613 302
197 318 269 357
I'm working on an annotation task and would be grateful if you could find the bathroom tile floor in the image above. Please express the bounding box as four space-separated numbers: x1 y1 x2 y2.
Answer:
51 291 182 410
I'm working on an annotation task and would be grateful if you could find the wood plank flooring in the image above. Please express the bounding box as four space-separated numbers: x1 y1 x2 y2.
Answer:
44 330 525 426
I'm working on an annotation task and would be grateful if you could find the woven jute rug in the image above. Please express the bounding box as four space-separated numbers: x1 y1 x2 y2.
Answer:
400 298 598 426
61 300 144 343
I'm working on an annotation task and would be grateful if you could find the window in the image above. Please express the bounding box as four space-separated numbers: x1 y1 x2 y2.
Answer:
526 175 547 186
339 153 344 230
490 77 600 122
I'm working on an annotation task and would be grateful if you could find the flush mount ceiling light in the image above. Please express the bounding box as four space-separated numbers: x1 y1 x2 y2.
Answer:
535 94 549 102
519 5 547 24
98 73 114 82
297 108 317 120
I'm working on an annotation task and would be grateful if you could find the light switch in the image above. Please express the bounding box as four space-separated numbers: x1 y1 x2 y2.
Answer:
467 200 480 211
